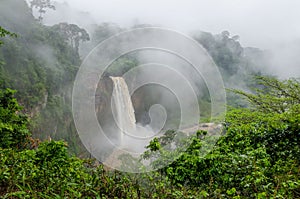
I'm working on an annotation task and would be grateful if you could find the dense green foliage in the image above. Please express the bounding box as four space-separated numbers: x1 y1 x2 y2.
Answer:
0 2 299 198
0 88 30 149
52 23 90 55
0 27 16 46
1 75 299 198
231 76 300 113
142 76 300 198
0 0 87 155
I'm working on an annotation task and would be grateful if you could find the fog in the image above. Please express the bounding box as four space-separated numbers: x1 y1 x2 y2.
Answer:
29 0 300 78
39 0 299 48
13 0 298 170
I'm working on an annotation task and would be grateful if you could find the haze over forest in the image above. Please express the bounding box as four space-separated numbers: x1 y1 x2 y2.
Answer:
31 0 300 78
0 0 299 198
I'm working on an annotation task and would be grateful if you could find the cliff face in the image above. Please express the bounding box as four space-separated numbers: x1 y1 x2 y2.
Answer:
0 0 83 154
95 76 150 132
95 76 114 127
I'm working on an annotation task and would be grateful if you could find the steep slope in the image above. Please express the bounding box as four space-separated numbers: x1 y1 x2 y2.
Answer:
0 0 83 154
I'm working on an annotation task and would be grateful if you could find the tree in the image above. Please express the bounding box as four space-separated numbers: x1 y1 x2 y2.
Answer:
52 23 90 55
92 23 121 43
221 30 230 38
194 30 245 77
0 26 16 46
30 0 55 22
0 88 30 149
231 76 300 113
0 28 29 149
139 76 300 198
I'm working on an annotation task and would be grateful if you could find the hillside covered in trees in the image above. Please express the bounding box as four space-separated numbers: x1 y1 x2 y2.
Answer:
0 0 299 198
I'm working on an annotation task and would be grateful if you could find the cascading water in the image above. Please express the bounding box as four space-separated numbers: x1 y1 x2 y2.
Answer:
110 76 136 146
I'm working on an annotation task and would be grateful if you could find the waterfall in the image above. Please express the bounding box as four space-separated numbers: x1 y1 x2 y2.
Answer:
110 76 136 146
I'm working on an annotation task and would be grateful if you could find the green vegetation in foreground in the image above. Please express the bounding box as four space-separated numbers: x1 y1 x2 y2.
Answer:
0 18 299 198
1 72 299 198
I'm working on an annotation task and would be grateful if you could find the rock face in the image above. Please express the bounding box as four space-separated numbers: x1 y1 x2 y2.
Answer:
95 76 148 134
95 76 114 132
95 76 141 150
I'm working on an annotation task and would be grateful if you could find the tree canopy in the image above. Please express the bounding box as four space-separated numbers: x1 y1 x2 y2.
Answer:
51 23 90 55
1 76 299 198
0 88 30 149
0 26 16 46
0 2 299 197
30 0 55 22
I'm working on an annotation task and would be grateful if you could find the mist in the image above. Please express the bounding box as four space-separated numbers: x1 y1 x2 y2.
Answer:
26 0 300 78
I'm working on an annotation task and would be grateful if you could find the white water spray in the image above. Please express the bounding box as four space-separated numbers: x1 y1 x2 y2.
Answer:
110 76 136 146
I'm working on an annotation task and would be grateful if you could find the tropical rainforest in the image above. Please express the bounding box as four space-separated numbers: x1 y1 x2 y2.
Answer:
0 0 299 198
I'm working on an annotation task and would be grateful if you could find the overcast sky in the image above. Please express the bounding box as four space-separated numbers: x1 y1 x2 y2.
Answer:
49 0 300 49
